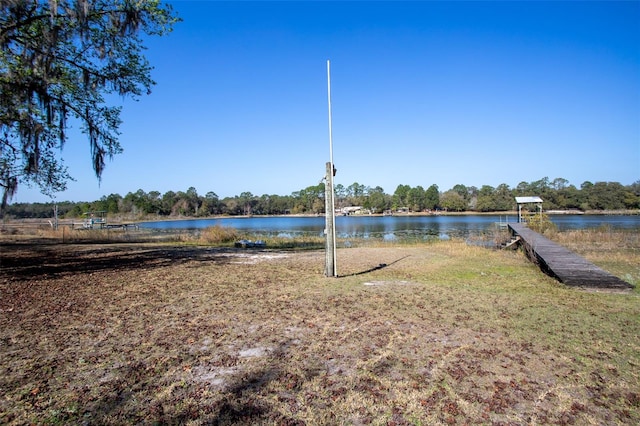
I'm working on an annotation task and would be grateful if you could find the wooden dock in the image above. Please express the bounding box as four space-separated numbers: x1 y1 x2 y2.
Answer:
508 223 633 290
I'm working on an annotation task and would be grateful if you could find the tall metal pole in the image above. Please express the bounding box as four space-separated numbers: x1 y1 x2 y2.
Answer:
326 60 338 277
327 60 335 171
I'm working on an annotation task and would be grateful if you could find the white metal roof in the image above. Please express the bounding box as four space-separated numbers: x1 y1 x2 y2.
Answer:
515 196 543 204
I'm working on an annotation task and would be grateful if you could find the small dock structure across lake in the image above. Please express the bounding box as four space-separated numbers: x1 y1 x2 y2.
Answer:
508 223 633 290
72 211 138 230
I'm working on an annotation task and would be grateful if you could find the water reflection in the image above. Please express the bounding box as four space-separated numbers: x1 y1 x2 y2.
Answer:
332 215 502 240
139 214 640 240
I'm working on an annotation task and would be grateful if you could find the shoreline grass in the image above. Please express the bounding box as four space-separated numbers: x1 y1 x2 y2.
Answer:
546 227 640 290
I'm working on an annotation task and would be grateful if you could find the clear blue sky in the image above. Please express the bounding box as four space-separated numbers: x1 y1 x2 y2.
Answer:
14 0 640 203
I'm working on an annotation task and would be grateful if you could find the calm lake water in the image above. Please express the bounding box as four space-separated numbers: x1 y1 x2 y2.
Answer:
139 214 640 240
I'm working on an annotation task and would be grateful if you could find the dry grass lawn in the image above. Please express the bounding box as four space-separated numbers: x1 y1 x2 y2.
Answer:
0 236 639 425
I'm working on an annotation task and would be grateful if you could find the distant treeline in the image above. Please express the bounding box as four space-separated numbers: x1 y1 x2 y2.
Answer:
4 177 640 219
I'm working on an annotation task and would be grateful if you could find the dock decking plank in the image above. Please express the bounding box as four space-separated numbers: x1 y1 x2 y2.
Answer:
508 223 633 289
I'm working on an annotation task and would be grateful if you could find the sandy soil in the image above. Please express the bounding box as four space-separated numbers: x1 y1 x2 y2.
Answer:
1 242 638 425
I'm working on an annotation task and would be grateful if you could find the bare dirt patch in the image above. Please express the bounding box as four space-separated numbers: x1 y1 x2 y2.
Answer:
1 241 638 425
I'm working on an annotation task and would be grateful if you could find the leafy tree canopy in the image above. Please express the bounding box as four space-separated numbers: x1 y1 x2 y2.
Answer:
0 0 178 211
4 178 639 219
